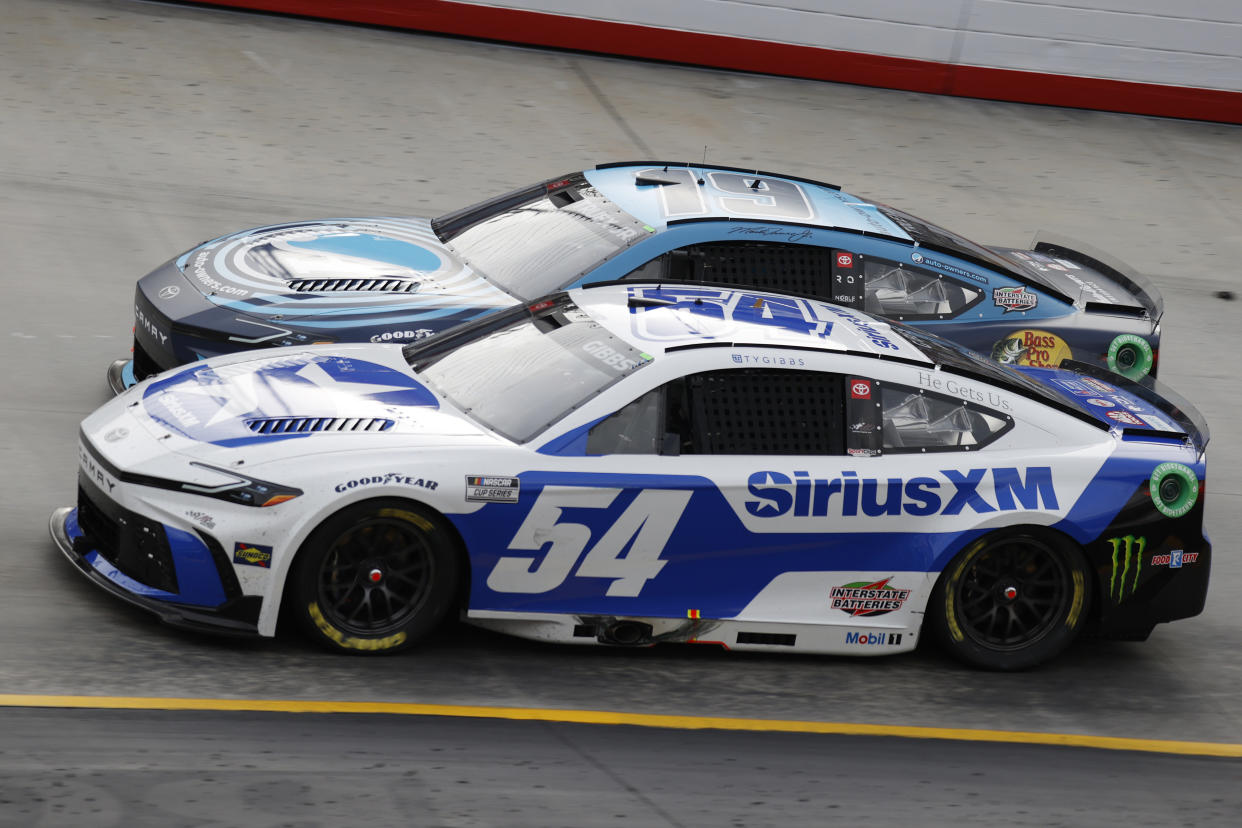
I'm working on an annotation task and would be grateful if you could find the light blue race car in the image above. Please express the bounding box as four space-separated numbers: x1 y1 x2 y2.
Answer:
111 163 1163 392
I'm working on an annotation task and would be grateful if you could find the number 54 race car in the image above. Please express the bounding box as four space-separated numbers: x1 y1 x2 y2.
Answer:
61 283 1207 670
111 162 1162 393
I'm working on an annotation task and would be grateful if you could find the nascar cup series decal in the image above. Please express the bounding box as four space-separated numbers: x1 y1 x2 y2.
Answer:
991 329 1072 368
467 476 520 503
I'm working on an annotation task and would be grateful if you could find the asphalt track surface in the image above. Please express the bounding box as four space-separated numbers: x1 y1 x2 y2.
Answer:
2 1 1241 824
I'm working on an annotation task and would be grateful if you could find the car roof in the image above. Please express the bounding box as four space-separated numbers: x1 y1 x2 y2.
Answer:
570 282 932 365
584 162 1069 299
587 162 914 239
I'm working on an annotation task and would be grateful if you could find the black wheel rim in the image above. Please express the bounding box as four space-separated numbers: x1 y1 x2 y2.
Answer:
316 515 436 636
955 537 1071 650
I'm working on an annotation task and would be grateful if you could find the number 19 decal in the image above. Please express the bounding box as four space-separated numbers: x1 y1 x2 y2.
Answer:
636 168 814 221
487 486 692 597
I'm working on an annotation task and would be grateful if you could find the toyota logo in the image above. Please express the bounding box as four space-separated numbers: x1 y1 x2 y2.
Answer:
158 285 180 300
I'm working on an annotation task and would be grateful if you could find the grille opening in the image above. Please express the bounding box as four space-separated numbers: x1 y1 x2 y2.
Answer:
286 278 420 293
244 417 394 435
671 242 833 300
77 482 178 594
683 370 843 455
736 632 797 646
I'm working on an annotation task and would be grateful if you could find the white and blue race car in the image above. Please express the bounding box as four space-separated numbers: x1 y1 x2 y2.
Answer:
112 162 1163 392
63 283 1207 669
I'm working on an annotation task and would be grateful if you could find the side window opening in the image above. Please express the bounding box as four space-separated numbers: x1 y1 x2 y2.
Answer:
622 245 982 321
585 388 664 455
846 377 1012 454
861 258 983 320
587 368 847 456
621 242 835 301
682 369 843 455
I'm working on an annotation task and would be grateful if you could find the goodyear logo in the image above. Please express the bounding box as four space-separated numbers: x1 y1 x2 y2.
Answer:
233 542 273 569
746 467 1058 519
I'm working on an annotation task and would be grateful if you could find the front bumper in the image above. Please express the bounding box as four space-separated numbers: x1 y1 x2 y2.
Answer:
50 504 262 637
106 359 135 395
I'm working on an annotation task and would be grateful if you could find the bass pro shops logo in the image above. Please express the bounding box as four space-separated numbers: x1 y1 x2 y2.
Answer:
1108 535 1145 602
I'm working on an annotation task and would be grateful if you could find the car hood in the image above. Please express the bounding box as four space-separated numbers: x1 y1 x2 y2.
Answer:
172 217 514 321
84 344 498 471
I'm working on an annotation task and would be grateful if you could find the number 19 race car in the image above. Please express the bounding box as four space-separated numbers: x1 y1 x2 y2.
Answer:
60 283 1207 670
111 162 1163 393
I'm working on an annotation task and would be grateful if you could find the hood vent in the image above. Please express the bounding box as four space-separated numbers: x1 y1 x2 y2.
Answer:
244 417 395 435
287 278 420 293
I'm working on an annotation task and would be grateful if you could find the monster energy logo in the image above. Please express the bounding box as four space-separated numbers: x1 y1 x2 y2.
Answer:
1108 535 1146 602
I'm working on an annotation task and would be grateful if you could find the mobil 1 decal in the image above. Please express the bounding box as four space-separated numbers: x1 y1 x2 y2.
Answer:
831 250 865 308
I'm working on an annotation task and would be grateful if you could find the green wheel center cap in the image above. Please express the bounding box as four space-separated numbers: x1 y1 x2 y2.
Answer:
1150 462 1199 518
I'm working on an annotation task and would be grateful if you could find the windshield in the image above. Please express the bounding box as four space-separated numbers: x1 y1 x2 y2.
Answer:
432 174 650 300
894 323 1088 415
409 296 653 442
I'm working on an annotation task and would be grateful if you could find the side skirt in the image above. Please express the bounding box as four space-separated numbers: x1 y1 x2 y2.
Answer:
465 610 919 656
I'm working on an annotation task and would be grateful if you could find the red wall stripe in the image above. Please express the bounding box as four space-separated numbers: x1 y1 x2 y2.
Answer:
184 0 1242 124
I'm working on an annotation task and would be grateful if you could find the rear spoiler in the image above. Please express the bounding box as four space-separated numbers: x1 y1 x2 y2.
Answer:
1032 232 1164 320
1060 359 1208 456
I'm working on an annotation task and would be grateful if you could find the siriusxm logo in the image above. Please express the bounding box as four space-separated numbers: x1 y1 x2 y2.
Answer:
745 467 1058 518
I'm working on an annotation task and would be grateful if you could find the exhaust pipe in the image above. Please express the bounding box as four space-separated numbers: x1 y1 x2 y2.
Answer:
598 620 653 646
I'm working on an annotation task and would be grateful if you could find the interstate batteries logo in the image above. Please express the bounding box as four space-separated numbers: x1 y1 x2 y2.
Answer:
993 286 1038 313
830 578 912 617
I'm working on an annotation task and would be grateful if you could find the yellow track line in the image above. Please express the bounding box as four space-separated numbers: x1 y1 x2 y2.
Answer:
1 694 1238 758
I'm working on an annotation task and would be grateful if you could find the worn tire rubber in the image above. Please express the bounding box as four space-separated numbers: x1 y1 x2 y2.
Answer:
289 499 460 655
929 528 1089 671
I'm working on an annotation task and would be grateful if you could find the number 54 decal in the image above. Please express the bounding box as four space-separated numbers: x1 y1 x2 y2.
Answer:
487 486 692 597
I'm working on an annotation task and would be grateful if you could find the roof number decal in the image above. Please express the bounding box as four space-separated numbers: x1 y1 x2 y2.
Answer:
636 168 813 221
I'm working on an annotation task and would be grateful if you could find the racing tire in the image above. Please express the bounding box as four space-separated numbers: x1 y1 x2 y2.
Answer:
289 499 461 655
929 529 1089 671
